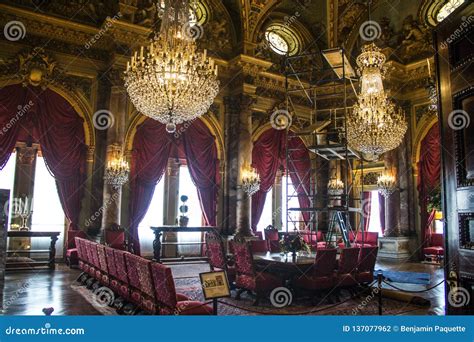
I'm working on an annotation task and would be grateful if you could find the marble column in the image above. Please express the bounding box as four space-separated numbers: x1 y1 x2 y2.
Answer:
101 72 128 238
235 95 255 237
384 150 401 237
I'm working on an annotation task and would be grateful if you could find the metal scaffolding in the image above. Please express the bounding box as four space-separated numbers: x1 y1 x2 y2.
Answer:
284 47 365 247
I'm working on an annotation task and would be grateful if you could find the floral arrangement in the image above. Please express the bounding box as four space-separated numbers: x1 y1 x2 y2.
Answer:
279 234 311 254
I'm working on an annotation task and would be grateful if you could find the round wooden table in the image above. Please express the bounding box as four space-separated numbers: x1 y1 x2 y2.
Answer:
253 252 317 278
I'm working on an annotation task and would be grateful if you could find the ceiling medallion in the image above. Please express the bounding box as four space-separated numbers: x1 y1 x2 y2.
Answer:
124 0 219 134
347 43 407 161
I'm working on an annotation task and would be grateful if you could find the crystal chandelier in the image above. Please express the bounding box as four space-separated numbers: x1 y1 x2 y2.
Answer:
377 173 397 198
328 179 344 196
124 0 219 134
347 44 407 161
104 155 130 189
242 166 261 196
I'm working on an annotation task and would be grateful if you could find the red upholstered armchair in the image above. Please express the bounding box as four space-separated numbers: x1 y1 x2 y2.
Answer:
294 248 337 294
264 225 280 252
105 230 126 250
150 262 213 315
354 232 379 247
231 239 283 305
250 240 269 253
205 231 236 287
302 230 326 250
356 246 378 284
423 233 444 263
335 247 360 288
65 230 87 267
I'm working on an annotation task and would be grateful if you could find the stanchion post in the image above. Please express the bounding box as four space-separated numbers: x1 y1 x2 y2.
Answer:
377 271 383 315
213 298 218 315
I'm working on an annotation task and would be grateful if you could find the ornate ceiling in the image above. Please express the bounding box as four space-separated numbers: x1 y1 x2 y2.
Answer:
0 0 442 125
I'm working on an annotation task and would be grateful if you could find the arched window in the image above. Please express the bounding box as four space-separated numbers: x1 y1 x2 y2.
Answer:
264 24 301 56
0 153 16 227
138 176 165 256
31 155 65 257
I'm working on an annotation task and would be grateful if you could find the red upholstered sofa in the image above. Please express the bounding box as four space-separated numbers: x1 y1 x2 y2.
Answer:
338 231 378 249
423 233 444 263
300 230 326 249
65 230 87 267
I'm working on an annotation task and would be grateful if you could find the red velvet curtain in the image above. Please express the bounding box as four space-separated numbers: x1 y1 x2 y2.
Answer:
129 120 174 255
251 129 286 231
0 85 87 231
287 135 311 224
417 123 441 252
182 120 219 226
129 118 219 255
36 89 87 230
379 192 386 235
0 85 29 168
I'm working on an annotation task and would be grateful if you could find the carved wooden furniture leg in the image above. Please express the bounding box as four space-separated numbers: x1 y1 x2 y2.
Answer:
49 235 58 270
153 231 163 262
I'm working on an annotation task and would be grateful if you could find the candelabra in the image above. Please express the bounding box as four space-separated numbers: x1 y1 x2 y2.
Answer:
327 178 344 196
104 155 130 189
377 173 397 198
241 166 261 196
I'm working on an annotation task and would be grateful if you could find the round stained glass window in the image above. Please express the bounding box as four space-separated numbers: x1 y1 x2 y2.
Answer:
264 24 301 56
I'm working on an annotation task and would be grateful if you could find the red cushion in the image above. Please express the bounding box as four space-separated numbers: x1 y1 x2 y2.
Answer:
424 246 444 255
66 248 78 258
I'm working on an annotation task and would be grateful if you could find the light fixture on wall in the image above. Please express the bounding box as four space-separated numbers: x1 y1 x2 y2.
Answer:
104 150 130 189
328 178 344 196
377 171 397 198
347 43 408 161
241 165 260 196
124 0 219 134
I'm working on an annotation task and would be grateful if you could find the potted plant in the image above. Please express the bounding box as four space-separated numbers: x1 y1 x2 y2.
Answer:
178 195 189 227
